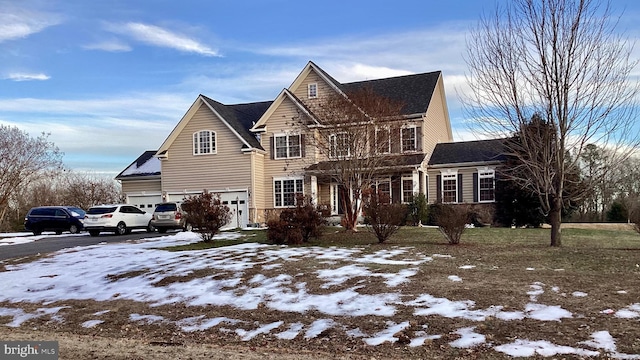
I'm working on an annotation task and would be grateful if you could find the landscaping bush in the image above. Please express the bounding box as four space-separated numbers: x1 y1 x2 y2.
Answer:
363 190 407 243
181 191 231 242
266 194 325 245
435 203 472 245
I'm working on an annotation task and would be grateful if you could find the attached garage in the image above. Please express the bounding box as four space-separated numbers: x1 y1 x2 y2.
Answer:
127 194 163 211
167 190 249 230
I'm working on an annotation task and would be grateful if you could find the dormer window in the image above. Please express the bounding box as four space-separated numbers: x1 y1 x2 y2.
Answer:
193 130 216 155
308 83 318 99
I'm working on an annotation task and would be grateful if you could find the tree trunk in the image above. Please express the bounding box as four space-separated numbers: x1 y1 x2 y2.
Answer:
549 197 562 247
341 193 358 232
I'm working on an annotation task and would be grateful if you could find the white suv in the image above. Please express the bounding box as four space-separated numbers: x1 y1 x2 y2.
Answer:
84 204 154 237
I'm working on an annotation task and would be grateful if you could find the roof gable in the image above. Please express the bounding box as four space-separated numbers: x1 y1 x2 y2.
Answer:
251 88 320 130
428 139 507 166
157 95 271 155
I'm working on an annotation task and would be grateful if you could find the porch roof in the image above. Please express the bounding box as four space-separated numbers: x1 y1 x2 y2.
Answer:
305 153 426 174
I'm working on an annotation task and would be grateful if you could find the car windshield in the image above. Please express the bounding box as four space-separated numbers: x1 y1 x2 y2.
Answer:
87 207 117 215
155 204 177 212
68 207 86 217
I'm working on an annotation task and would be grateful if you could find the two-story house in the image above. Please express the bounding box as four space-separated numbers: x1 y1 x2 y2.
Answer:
116 61 503 228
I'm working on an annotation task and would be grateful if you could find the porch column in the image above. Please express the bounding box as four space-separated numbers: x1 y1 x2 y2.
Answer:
412 170 420 195
310 176 318 204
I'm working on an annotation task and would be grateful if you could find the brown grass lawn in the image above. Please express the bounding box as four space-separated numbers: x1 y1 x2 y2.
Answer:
1 225 639 359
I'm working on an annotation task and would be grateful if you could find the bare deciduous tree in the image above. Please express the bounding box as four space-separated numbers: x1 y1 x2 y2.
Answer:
293 87 406 232
62 172 123 210
464 0 639 246
0 126 63 227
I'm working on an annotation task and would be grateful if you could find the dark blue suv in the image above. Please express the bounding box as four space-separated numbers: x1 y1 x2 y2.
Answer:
24 206 86 235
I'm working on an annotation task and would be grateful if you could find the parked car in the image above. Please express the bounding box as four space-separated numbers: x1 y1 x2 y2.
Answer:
151 202 192 233
24 206 86 235
84 204 153 236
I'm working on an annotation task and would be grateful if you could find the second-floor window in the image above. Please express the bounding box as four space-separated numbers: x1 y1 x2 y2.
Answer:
375 127 391 154
401 126 417 152
308 83 318 99
274 134 301 159
193 130 216 155
330 133 350 158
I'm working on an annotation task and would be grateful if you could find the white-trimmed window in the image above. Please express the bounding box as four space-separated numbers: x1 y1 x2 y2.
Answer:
442 173 457 203
401 126 417 152
274 133 301 159
330 133 350 158
479 169 495 202
274 177 304 207
308 83 318 99
375 126 391 154
372 178 391 202
401 177 414 203
193 130 216 155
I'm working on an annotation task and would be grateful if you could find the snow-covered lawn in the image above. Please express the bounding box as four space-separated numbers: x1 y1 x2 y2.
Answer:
0 231 638 358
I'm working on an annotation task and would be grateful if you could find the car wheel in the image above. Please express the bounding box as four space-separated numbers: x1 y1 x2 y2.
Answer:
32 229 42 236
69 224 79 234
157 227 167 234
89 230 100 237
146 222 155 233
55 230 63 235
183 223 193 232
115 222 127 235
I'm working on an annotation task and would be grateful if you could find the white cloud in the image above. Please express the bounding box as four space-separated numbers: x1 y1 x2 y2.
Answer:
83 39 132 52
0 7 62 42
5 72 50 81
107 22 219 57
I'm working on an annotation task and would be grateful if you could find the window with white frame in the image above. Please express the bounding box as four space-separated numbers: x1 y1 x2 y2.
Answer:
274 134 301 159
372 178 391 202
375 126 391 154
329 133 350 158
402 177 414 203
274 178 304 207
442 173 457 203
401 126 417 152
193 130 216 155
308 83 318 98
479 169 495 202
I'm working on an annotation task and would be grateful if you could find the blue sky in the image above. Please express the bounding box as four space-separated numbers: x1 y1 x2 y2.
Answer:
1 0 639 176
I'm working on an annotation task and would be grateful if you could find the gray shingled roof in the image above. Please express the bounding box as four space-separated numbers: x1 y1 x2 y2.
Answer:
200 95 272 150
341 71 441 116
428 139 507 166
306 153 427 173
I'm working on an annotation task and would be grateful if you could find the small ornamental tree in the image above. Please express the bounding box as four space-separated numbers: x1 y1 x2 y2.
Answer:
181 191 231 242
408 193 429 226
435 204 472 245
363 190 407 243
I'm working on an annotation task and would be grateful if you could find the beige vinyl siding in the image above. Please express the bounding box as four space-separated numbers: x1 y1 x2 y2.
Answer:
121 179 161 194
422 75 453 157
427 167 488 204
261 97 310 209
318 183 331 208
251 152 265 223
161 103 252 192
292 70 335 104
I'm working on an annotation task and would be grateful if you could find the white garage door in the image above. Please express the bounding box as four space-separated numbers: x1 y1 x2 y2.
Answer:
219 191 248 230
128 195 163 212
167 190 248 230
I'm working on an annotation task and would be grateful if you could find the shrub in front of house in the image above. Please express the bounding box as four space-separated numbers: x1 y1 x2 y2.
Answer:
267 194 325 245
181 190 231 242
408 193 429 226
363 190 407 243
435 203 472 245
